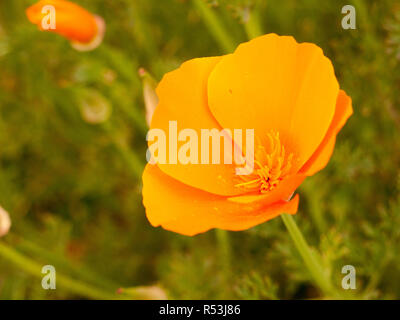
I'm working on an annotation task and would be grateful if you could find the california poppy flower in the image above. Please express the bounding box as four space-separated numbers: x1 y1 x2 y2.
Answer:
142 34 352 236
26 0 105 51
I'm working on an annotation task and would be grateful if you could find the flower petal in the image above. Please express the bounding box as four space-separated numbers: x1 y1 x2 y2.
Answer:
207 34 339 169
300 90 353 175
150 56 243 196
142 164 299 236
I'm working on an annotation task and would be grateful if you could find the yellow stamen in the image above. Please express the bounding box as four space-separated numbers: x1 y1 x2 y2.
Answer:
236 131 296 193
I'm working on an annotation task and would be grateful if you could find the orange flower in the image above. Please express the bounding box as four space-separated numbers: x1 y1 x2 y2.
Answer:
142 34 353 236
26 0 105 51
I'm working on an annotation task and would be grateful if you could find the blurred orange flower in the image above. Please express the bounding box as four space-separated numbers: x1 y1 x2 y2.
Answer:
26 0 105 51
142 34 353 236
0 206 11 237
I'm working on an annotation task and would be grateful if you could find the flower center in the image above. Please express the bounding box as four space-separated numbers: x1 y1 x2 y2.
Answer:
236 131 295 193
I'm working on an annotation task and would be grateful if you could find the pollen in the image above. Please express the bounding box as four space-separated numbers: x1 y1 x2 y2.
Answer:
236 131 296 193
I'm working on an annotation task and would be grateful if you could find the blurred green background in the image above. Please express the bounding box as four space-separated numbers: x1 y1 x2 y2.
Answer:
0 0 400 299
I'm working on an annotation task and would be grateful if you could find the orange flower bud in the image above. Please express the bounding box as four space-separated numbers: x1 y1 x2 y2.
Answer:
26 0 105 51
139 68 159 127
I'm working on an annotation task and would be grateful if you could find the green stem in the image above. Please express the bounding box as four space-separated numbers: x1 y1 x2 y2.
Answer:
192 0 236 53
0 241 119 300
281 214 337 297
216 229 231 269
215 229 231 296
